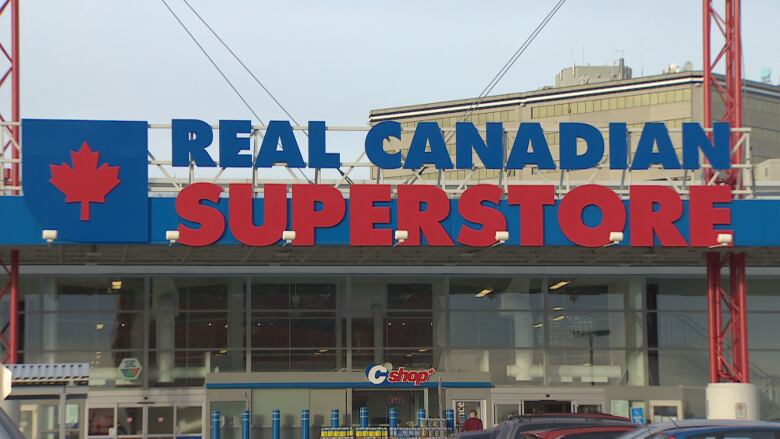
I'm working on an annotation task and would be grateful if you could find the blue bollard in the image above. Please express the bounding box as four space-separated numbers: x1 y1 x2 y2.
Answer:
445 409 455 433
241 409 251 439
301 409 310 439
331 409 340 428
388 407 398 429
272 410 281 439
417 408 425 427
211 410 221 439
359 407 369 428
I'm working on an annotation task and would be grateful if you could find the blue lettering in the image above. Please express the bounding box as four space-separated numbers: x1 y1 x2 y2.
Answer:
404 122 453 169
560 123 604 170
506 123 555 169
172 119 216 167
308 121 340 168
219 120 252 168
255 120 306 168
609 123 628 170
632 122 681 169
683 122 730 169
365 121 402 169
456 122 503 169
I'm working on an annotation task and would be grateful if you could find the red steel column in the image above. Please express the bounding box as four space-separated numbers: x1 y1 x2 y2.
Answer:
703 0 749 384
706 252 721 382
9 0 19 365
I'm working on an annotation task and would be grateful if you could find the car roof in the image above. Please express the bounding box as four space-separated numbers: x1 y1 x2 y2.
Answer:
512 414 631 421
524 425 638 439
622 420 780 439
666 424 780 436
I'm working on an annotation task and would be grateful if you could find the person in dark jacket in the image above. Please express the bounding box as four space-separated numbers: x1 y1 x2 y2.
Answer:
462 410 484 431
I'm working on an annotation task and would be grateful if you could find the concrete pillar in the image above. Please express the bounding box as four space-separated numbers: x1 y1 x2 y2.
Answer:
706 383 760 420
152 279 179 383
225 279 245 372
372 304 384 364
40 278 58 363
501 278 533 381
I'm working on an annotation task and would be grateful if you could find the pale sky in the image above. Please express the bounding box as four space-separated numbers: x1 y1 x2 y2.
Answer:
10 0 780 179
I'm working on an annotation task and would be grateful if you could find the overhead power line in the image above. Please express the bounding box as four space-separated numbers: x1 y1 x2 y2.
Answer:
180 0 303 128
405 0 567 184
179 0 354 183
159 0 264 123
159 0 315 183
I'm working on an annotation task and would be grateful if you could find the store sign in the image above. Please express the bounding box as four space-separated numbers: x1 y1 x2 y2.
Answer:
118 358 143 381
365 364 436 387
19 119 738 248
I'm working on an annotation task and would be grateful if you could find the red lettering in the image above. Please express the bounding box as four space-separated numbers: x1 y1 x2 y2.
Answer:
690 185 732 247
388 370 400 382
630 186 687 246
229 183 287 246
457 184 506 247
350 185 392 246
397 185 453 246
508 185 554 246
558 185 626 247
292 185 346 246
176 182 225 246
415 371 429 386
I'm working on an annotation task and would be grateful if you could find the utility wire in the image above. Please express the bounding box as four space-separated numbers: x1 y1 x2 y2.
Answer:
178 0 354 184
159 0 314 183
180 0 302 128
405 0 566 184
160 0 264 124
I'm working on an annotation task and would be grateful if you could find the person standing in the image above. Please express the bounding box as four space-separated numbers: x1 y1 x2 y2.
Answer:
462 410 484 431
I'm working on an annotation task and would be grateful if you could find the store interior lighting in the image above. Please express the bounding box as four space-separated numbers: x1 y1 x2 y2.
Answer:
549 280 570 290
475 288 494 298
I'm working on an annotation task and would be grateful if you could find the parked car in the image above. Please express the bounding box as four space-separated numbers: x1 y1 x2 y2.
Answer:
649 424 780 439
454 413 634 439
618 420 780 439
522 425 638 439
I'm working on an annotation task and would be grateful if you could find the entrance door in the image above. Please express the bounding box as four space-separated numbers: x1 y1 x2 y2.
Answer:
523 401 572 414
352 389 425 426
87 404 200 439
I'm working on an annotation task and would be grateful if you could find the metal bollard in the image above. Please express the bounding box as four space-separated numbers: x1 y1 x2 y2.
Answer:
417 408 425 427
211 410 221 439
359 407 369 428
272 410 281 439
241 409 250 439
331 409 340 428
301 409 310 439
445 409 455 433
388 407 398 429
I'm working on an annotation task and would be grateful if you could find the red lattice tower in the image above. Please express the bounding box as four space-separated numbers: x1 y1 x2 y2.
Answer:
0 0 20 364
703 0 749 383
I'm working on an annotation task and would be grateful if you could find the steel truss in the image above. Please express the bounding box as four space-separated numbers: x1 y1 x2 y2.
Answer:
0 0 19 364
704 0 748 384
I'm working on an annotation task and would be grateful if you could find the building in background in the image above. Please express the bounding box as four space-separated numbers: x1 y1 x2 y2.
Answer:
369 65 780 185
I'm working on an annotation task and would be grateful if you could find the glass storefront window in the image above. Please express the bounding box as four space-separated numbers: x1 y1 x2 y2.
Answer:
88 407 114 436
148 406 174 435
176 406 202 435
547 278 630 310
647 278 706 310
449 310 543 348
449 277 542 310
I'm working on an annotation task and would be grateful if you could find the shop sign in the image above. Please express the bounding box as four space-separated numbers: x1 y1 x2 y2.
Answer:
20 119 737 248
118 358 143 381
365 364 436 387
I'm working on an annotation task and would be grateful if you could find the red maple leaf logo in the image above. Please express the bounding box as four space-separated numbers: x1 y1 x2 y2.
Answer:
49 142 121 221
